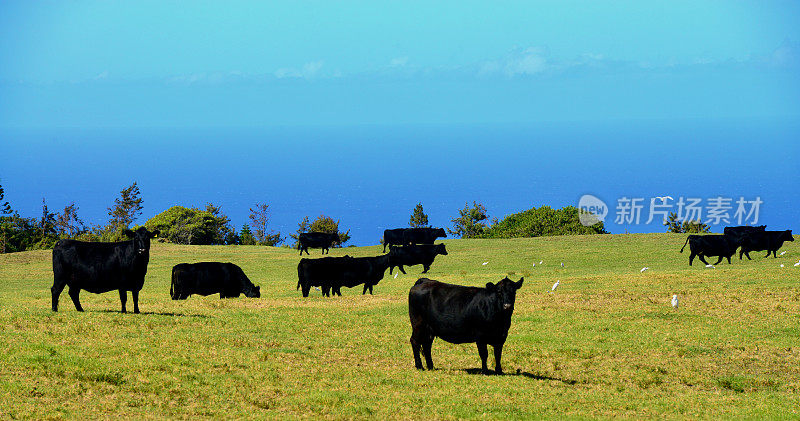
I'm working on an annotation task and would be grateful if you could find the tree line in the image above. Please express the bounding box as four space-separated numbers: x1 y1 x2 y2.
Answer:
1 180 616 254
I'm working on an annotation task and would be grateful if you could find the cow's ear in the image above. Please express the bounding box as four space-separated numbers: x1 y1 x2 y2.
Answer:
122 229 134 238
485 282 496 291
515 277 524 290
150 229 160 238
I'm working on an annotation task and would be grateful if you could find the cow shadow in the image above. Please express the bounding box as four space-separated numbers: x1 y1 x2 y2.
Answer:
91 309 211 318
461 368 578 385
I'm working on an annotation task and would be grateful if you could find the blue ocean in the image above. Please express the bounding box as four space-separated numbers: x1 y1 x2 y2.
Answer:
1 119 798 246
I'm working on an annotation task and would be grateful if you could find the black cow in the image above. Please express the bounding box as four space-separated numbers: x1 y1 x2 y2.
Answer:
408 277 523 374
298 232 340 255
723 225 766 240
679 234 740 266
170 262 260 300
402 227 446 246
739 230 794 259
51 227 160 313
388 244 448 274
382 228 406 253
297 255 389 297
295 255 351 293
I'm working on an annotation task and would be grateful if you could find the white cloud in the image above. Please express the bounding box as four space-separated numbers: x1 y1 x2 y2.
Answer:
389 56 409 67
504 48 547 76
275 60 325 79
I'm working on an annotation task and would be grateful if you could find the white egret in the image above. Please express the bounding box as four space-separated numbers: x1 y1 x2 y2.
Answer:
550 280 560 292
671 295 679 309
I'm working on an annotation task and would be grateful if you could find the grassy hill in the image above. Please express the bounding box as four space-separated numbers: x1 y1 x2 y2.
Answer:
1 233 799 419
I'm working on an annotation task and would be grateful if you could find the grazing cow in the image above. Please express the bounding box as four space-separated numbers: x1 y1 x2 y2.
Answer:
723 225 766 240
298 232 340 255
51 227 159 313
295 255 351 293
382 228 406 253
739 230 794 259
388 244 448 274
297 255 389 297
408 277 524 374
679 234 740 266
170 262 260 300
402 227 446 246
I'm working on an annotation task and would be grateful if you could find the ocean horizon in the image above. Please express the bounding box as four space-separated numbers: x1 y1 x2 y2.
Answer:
2 118 798 246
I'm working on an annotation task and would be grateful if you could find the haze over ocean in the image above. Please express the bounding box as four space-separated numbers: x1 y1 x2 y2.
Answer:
2 119 797 246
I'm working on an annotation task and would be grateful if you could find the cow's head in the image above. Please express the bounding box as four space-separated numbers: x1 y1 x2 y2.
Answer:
436 228 446 238
486 277 524 312
123 227 160 254
246 285 261 298
785 230 794 242
435 244 448 255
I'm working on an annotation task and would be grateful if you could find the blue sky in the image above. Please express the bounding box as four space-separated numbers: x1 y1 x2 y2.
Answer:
1 2 799 244
1 1 799 127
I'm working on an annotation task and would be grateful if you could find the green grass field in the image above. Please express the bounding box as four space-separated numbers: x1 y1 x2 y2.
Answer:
1 233 799 419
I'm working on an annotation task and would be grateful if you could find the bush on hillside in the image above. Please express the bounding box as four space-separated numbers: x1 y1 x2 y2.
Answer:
481 205 608 238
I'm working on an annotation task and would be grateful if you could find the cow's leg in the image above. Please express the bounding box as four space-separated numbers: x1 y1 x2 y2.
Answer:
362 284 368 295
743 250 752 260
726 255 732 264
410 334 424 370
68 287 83 312
421 337 434 370
689 252 695 266
51 278 67 312
131 290 140 314
698 255 709 265
301 284 311 298
493 343 504 374
768 250 775 258
712 256 723 265
422 265 430 274
335 287 342 297
477 342 489 374
369 284 374 295
119 289 127 313
399 265 406 275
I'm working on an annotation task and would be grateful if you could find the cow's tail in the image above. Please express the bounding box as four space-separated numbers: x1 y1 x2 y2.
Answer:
680 236 691 253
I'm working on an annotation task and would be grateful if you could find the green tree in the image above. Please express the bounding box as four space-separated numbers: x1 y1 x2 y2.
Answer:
409 203 429 228
481 205 608 238
0 181 11 217
238 224 257 245
54 203 85 238
448 201 489 239
204 202 235 244
144 206 234 245
35 198 58 249
289 216 311 249
248 202 283 246
308 215 351 247
108 182 143 232
0 182 13 253
663 212 710 233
